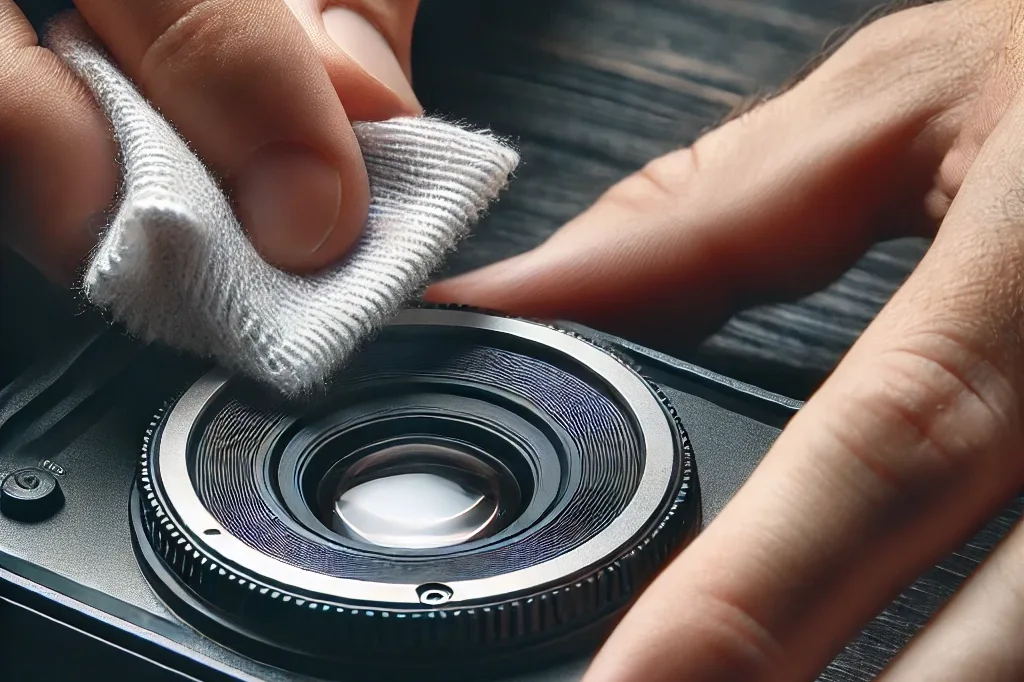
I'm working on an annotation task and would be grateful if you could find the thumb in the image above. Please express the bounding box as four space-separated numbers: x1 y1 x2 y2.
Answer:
427 4 977 350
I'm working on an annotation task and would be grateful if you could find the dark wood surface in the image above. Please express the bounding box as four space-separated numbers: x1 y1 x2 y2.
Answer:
412 0 930 400
409 2 1022 680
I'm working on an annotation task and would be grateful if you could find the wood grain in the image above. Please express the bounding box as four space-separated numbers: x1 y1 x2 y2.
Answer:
411 0 929 400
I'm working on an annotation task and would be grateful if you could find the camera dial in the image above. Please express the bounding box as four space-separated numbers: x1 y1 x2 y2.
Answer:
1 467 64 522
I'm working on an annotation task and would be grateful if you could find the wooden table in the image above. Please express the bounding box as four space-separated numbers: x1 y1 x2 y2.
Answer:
410 2 1022 680
412 0 930 401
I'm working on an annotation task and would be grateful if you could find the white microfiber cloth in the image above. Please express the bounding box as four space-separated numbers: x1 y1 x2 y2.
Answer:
44 17 519 397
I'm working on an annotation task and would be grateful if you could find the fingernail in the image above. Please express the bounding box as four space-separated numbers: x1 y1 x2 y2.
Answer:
235 143 341 267
322 7 420 111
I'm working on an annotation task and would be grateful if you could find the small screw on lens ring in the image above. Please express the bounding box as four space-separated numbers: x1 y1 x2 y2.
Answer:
417 583 454 605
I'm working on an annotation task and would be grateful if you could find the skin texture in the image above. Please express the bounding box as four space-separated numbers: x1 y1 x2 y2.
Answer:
429 0 1024 680
5 0 1024 680
0 0 421 282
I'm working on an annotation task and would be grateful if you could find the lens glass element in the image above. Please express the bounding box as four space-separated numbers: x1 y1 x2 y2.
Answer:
334 471 497 549
328 442 504 549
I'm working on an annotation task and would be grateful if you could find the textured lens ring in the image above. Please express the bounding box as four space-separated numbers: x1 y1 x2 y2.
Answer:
147 310 682 603
193 350 638 580
273 394 569 558
135 306 701 666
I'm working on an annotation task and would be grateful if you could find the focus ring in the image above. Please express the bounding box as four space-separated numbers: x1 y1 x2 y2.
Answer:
134 307 700 666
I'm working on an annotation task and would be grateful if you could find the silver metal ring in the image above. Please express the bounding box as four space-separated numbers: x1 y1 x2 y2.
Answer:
154 308 675 606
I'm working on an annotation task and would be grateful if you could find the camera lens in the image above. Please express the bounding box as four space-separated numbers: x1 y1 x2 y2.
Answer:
133 306 701 679
333 469 496 549
325 440 511 549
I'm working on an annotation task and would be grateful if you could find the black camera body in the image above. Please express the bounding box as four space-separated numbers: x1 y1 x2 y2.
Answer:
0 307 796 682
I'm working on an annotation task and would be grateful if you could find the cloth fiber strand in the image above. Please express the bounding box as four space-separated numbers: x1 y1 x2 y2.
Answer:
43 16 520 397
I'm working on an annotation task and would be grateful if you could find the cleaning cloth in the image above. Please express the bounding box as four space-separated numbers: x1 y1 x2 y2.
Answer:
44 16 520 397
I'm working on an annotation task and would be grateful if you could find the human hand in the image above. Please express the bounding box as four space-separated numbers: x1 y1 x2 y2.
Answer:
0 0 420 284
429 0 1024 679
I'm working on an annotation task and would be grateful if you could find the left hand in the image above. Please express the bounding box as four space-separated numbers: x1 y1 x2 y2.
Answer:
428 0 1024 679
1 0 421 283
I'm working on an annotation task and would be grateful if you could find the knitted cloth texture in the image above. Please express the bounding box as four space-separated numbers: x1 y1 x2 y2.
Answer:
44 17 519 396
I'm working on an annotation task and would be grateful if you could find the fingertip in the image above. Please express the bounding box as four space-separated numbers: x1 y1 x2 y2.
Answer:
425 252 545 313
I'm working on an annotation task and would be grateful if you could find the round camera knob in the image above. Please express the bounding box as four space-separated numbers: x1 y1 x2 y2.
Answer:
1 467 65 522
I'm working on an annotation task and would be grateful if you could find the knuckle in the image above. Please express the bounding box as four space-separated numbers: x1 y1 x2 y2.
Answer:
833 332 1021 495
139 0 251 84
636 148 700 200
837 11 931 67
845 2 977 60
600 147 699 211
823 2 993 97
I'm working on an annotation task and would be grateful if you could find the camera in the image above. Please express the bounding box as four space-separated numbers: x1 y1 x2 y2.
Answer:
0 302 798 682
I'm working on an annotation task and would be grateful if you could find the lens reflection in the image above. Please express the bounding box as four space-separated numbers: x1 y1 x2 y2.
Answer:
333 468 499 550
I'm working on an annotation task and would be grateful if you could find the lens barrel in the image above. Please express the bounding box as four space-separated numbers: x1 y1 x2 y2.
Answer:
133 307 701 678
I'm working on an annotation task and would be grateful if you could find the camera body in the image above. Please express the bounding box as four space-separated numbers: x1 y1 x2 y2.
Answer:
0 311 796 682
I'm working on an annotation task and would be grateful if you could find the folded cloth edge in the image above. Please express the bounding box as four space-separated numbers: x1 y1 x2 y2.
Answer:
42 14 520 397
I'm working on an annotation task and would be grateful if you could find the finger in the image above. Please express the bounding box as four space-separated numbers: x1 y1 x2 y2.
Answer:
282 0 421 121
71 0 372 273
427 1 998 348
0 5 117 284
582 28 1024 682
877 518 1024 682
928 7 1024 221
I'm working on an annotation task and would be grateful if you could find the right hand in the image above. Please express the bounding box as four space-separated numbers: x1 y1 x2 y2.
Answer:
0 0 422 284
430 1 1024 680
